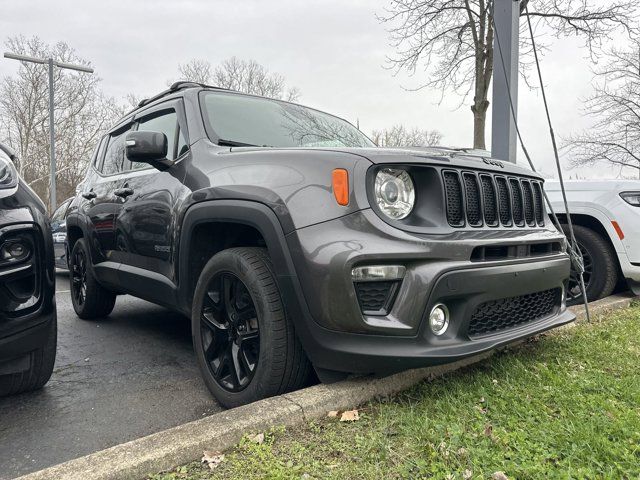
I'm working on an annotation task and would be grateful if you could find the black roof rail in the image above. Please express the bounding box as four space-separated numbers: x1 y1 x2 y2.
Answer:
136 81 227 108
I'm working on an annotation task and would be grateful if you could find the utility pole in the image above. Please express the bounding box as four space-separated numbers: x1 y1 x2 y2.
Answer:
3 52 94 212
491 0 520 163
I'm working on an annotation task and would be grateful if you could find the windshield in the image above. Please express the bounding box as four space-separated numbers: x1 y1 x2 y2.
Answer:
201 91 375 148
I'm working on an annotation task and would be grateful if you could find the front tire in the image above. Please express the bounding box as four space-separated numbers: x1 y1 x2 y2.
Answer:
0 314 57 396
192 247 311 408
69 238 116 319
563 224 618 305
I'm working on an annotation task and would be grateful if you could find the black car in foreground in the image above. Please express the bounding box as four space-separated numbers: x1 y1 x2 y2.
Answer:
66 82 574 408
0 143 57 396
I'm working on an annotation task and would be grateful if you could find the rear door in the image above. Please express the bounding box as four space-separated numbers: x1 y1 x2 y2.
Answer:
83 123 133 266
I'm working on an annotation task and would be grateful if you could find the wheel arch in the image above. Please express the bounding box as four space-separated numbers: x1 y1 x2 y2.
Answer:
177 200 303 315
555 213 619 258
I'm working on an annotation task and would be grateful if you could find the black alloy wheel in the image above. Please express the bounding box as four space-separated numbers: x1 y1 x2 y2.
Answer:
71 248 88 308
200 272 260 392
69 238 116 319
191 247 311 408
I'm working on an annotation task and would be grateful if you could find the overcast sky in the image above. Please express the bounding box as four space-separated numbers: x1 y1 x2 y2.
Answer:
0 0 634 179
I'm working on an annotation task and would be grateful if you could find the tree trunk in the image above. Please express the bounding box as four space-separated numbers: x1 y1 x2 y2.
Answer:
471 99 489 150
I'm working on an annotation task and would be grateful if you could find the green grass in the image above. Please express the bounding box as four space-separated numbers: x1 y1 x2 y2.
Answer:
150 306 640 480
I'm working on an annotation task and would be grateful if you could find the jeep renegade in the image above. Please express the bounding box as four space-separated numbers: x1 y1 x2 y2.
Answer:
66 82 575 408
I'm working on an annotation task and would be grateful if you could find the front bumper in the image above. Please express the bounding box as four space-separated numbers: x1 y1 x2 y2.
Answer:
0 301 56 374
285 209 574 374
0 212 56 373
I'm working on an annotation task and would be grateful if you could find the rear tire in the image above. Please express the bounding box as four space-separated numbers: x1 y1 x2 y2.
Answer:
562 224 618 305
192 247 311 408
69 238 116 319
0 314 57 396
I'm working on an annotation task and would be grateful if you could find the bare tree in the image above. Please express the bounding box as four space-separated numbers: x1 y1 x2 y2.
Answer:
371 125 442 147
176 57 300 101
380 0 636 149
177 59 212 84
565 40 640 177
0 36 121 205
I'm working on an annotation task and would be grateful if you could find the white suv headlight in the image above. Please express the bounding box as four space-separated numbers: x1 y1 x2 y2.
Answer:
374 168 415 220
620 191 640 207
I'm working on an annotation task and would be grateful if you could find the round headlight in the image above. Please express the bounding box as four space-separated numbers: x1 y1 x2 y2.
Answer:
0 151 18 190
374 168 415 220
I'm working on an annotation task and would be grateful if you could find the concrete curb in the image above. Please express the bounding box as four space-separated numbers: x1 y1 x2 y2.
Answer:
18 294 637 480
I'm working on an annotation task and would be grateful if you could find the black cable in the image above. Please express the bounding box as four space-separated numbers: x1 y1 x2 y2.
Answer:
490 3 591 321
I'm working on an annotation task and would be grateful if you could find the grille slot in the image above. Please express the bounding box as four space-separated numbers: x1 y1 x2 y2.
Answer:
443 171 464 227
532 182 545 225
480 175 498 226
509 179 524 226
463 173 482 227
495 177 512 226
354 281 399 315
521 180 536 226
468 288 560 337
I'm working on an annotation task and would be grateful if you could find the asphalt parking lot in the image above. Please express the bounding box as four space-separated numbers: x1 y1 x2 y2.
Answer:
0 272 223 479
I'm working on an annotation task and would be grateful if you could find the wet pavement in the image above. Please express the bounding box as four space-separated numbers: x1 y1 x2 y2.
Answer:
0 272 222 479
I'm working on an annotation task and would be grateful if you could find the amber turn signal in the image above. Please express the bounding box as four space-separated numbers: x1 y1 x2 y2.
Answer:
332 168 349 206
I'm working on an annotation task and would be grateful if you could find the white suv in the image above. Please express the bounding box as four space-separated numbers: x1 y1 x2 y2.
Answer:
545 180 640 304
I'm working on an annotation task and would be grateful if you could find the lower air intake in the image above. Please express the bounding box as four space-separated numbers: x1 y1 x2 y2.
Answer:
468 288 560 337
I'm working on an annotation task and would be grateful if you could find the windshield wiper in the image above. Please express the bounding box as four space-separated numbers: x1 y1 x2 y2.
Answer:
217 139 260 148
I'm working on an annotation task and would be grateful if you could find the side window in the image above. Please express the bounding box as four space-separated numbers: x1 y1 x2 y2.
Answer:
93 136 108 172
177 127 189 158
102 126 132 175
136 111 179 165
134 108 189 170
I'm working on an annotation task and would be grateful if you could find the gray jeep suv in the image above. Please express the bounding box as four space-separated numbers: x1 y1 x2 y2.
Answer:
66 82 574 407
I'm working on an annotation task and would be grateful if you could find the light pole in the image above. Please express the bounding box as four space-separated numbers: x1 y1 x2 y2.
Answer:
491 0 520 164
3 52 94 212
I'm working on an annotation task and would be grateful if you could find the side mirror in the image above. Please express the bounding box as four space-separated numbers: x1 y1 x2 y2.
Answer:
125 131 172 169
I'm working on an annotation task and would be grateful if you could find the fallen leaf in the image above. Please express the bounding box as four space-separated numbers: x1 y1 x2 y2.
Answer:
248 433 265 444
457 447 468 456
480 397 485 403
327 411 339 418
492 472 509 480
201 450 225 470
484 424 493 437
340 409 359 422
463 469 473 479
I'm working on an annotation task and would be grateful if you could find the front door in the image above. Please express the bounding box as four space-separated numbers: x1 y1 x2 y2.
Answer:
114 100 190 284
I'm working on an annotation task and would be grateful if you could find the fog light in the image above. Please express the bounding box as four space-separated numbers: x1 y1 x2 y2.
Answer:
429 304 450 336
351 265 406 281
1 241 30 262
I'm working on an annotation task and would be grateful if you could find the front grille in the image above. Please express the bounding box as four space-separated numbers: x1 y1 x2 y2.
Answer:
443 170 545 228
354 280 399 315
468 288 560 337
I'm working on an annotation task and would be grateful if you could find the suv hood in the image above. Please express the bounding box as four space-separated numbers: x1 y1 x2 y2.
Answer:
227 145 541 178
294 146 541 178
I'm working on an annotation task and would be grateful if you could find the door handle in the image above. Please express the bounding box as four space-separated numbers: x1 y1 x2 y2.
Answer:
114 188 134 198
82 191 97 200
